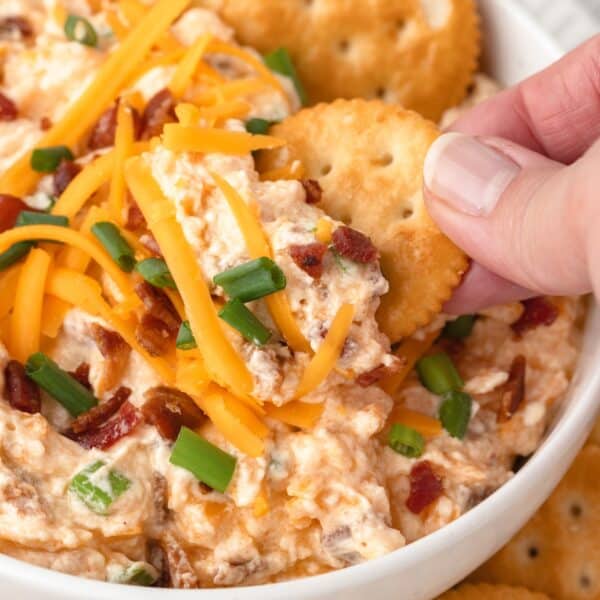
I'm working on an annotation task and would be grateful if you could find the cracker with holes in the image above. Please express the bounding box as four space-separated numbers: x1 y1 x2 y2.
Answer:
200 0 480 120
257 99 468 341
438 584 550 599
470 444 600 599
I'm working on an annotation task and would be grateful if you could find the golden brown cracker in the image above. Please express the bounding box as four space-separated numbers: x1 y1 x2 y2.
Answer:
471 444 600 599
257 99 468 341
201 0 480 121
438 583 550 599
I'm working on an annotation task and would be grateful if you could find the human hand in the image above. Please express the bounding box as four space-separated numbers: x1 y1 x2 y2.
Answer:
423 35 600 314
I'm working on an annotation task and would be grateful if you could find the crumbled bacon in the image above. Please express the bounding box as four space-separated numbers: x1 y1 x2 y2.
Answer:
69 362 92 391
0 16 33 40
0 93 18 122
135 282 181 333
140 89 176 140
53 160 81 196
406 461 443 515
69 386 131 435
300 179 322 204
151 472 169 526
40 117 52 131
142 386 206 441
124 198 147 231
136 312 176 356
140 233 163 257
511 297 559 337
498 355 527 423
289 242 327 279
332 226 379 264
158 533 199 589
0 194 28 233
88 101 142 150
89 323 131 392
4 360 41 414
356 361 401 387
71 400 142 450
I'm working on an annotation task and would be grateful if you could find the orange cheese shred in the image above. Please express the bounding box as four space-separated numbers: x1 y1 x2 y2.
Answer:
388 406 443 438
0 264 21 321
259 161 305 182
194 77 269 106
265 401 324 429
169 33 212 99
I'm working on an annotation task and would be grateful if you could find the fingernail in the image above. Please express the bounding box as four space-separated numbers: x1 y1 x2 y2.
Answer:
424 132 521 216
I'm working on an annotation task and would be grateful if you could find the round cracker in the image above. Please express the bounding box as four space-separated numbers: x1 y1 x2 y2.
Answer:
471 444 600 599
257 99 468 341
438 584 550 599
200 0 480 121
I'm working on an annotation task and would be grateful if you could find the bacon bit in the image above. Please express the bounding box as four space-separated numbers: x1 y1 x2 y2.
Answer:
70 386 131 435
301 179 322 204
289 242 327 279
140 233 163 257
141 89 176 140
0 16 34 40
53 160 82 197
136 312 175 356
356 361 401 387
159 532 199 589
124 198 147 231
332 226 379 264
142 386 206 441
69 362 92 391
406 461 443 515
88 102 142 150
498 355 527 423
135 282 181 333
89 323 131 393
151 472 169 526
4 360 41 414
0 93 18 122
0 194 28 233
511 297 559 337
40 117 52 131
71 400 142 450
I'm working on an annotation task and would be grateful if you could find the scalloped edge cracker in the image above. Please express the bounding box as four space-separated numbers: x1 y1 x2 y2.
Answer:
438 583 550 600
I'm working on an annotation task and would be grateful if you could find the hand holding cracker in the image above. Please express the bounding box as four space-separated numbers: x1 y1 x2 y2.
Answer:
424 35 600 313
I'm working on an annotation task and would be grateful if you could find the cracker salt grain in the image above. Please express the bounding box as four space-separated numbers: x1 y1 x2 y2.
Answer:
438 583 550 599
257 99 468 341
199 0 480 121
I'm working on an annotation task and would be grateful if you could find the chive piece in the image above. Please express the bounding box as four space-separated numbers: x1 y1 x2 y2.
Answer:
25 352 98 416
91 221 136 272
0 241 34 271
245 118 274 135
69 461 131 515
176 321 197 350
263 47 308 105
64 14 98 47
388 423 425 458
170 426 236 493
213 257 286 303
218 299 272 346
442 315 476 340
135 258 176 289
416 352 464 395
439 391 472 439
15 211 69 228
30 146 74 173
112 562 159 586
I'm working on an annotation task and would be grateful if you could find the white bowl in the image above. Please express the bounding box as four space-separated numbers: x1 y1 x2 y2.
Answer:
2 1 598 598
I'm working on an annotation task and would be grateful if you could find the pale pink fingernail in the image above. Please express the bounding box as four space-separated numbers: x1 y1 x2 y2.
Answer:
423 132 521 216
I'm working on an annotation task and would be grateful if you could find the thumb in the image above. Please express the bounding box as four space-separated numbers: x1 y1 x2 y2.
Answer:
423 133 600 301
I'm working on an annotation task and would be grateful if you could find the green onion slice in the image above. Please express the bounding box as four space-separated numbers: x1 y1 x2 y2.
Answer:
416 352 464 395
442 315 476 340
0 241 34 271
64 14 98 47
91 221 136 272
15 211 69 228
263 47 308 105
439 391 472 439
30 146 74 173
170 426 236 493
245 118 275 135
25 352 98 416
135 258 176 289
213 257 286 303
111 562 159 586
218 298 272 346
69 461 131 515
176 321 197 350
388 423 425 458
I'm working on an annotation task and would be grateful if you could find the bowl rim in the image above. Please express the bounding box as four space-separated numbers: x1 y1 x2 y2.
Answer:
0 1 585 598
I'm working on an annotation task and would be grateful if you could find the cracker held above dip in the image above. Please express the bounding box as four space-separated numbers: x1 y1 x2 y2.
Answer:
0 0 583 589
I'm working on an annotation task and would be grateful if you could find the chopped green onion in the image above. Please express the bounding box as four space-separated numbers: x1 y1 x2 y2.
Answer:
135 258 176 289
176 321 197 350
218 298 271 346
388 423 425 458
15 211 69 228
30 146 74 173
64 14 98 47
263 47 308 105
245 118 274 135
0 241 34 271
439 391 472 439
442 315 476 340
170 426 236 493
416 352 464 395
111 562 159 586
25 352 98 416
69 461 131 515
213 257 286 302
91 221 136 272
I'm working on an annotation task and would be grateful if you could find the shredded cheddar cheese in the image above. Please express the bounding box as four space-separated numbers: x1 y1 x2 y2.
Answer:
169 34 212 99
388 406 443 438
0 265 21 321
315 218 334 244
259 161 305 182
194 78 269 106
265 401 324 429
